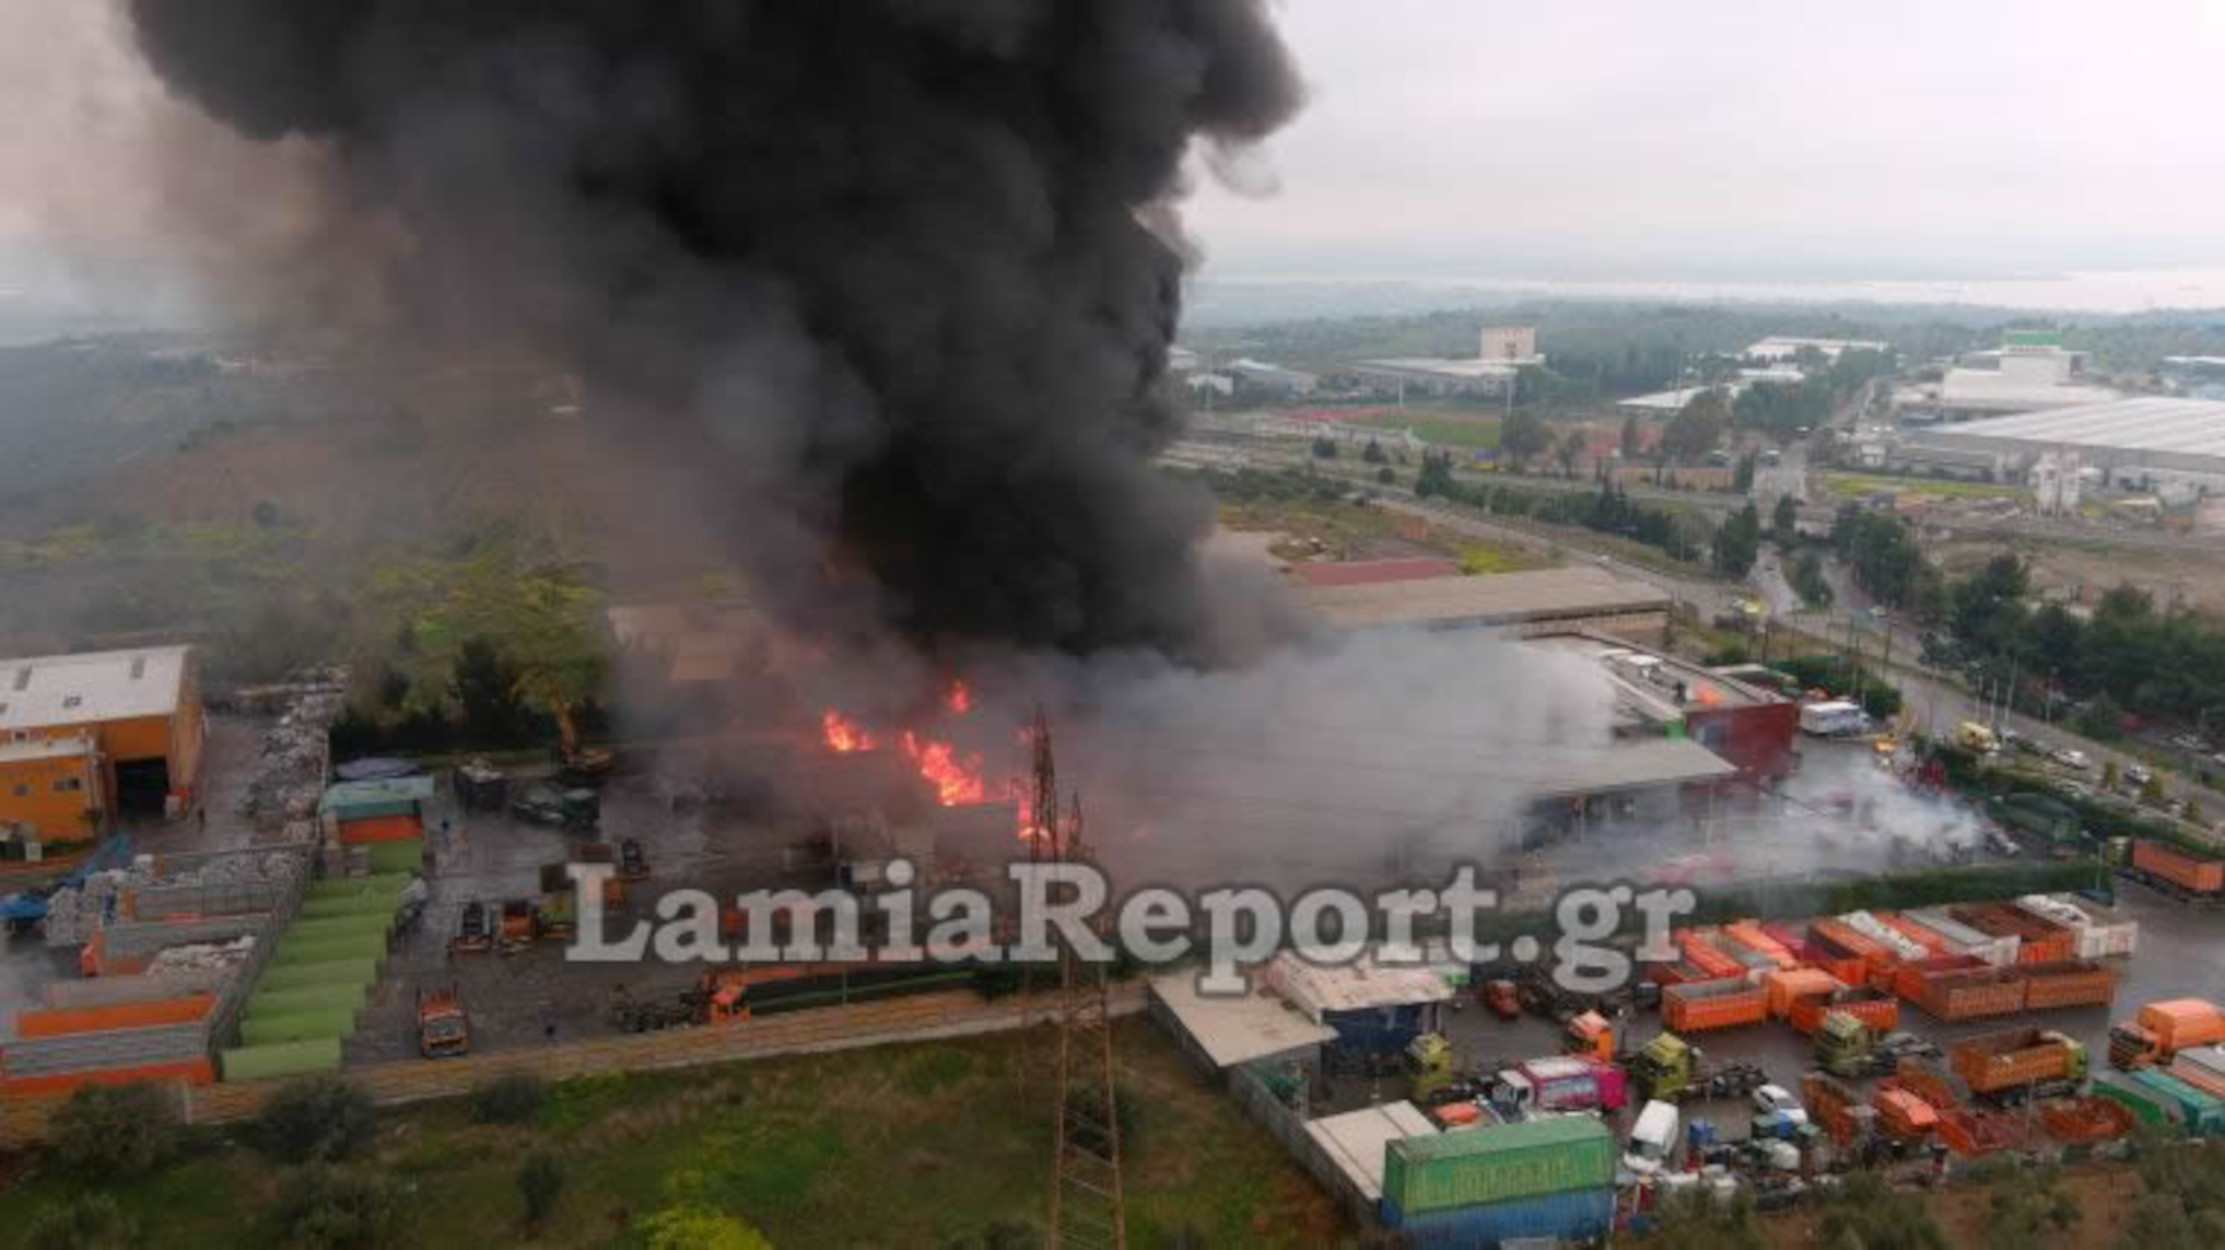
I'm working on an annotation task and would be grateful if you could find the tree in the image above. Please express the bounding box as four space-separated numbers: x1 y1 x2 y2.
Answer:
273 1167 404 1250
1791 551 1834 608
2143 773 2169 806
471 1074 547 1125
1733 450 1757 493
1361 438 1387 464
19 1194 139 1250
1414 451 1457 498
1661 388 1730 464
1772 493 1799 547
517 1152 566 1227
1817 1171 1950 1250
1498 410 1550 471
1546 428 1581 478
48 1082 180 1179
1642 1188 1763 1250
1981 1163 2082 1250
1374 465 1395 485
449 637 531 748
1620 413 1643 460
636 1205 775 1250
1309 435 1338 459
255 1076 377 1163
1714 503 1762 577
2103 760 2122 791
2190 797 2207 825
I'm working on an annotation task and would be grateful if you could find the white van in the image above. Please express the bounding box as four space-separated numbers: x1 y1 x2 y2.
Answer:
1623 1099 1680 1176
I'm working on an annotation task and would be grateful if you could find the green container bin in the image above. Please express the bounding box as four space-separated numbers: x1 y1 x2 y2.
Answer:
299 893 408 921
221 1037 343 1082
367 840 425 874
272 932 388 967
287 912 395 943
1382 1117 1616 1216
254 958 381 994
240 1006 359 1046
248 982 368 1018
306 873 410 902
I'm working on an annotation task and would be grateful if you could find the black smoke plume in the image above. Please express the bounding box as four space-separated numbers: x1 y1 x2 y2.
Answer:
125 0 1301 660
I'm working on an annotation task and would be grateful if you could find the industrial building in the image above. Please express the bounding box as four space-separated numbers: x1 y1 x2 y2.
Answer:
1744 336 1887 363
1903 397 2225 492
0 646 205 838
1353 327 1541 398
1899 328 2116 422
1291 565 1671 640
1538 634 1800 784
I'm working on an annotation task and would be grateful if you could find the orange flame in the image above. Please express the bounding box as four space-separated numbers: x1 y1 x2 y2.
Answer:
900 730 987 806
821 709 875 753
944 680 973 715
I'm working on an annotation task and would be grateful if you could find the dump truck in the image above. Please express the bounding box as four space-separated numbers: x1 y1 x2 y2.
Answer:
1626 1031 1766 1104
2109 998 2225 1069
2126 840 2225 901
1815 1011 1941 1080
1799 1072 1873 1149
450 899 493 954
1871 1081 1940 1143
1492 1056 1628 1117
510 786 600 831
1483 979 1521 1021
1563 1010 1613 1061
416 986 469 1058
618 838 650 881
498 900 538 954
1951 1027 2087 1105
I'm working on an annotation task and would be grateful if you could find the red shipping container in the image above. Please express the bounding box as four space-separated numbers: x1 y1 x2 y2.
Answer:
337 813 423 845
15 994 214 1038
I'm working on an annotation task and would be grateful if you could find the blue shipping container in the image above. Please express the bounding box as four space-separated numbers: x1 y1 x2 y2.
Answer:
1325 1003 1431 1062
1381 1186 1615 1246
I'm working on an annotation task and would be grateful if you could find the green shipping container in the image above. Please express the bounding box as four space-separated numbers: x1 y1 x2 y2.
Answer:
248 982 367 1018
306 873 410 902
254 958 380 994
272 932 388 967
240 1006 359 1046
221 1037 343 1082
1382 1117 1616 1215
2129 1070 2225 1135
368 840 425 874
300 893 409 920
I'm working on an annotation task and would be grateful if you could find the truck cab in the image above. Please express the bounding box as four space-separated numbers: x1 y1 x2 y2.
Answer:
1564 1010 1614 1062
417 987 470 1058
1404 1032 1462 1104
1623 1100 1679 1176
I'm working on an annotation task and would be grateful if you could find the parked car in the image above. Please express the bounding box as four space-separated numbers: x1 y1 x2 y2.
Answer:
2054 747 2091 770
2125 764 2154 788
1751 1084 1809 1126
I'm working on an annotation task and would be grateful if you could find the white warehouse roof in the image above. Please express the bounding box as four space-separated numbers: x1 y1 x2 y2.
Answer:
0 647 192 734
1915 397 2225 472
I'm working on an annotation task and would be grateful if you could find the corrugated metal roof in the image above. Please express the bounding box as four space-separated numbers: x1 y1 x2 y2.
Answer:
1267 949 1457 1020
0 647 190 733
1307 1103 1439 1202
1150 974 1339 1069
1921 397 2225 462
1294 566 1670 630
319 776 437 814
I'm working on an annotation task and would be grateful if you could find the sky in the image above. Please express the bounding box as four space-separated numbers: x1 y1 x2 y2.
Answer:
6 0 2225 307
1184 0 2225 282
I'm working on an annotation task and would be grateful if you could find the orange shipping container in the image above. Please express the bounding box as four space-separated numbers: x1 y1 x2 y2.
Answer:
0 1057 215 1097
1917 969 2027 1022
2021 961 2119 1011
1790 988 1900 1036
1895 954 1987 1003
337 813 423 845
1951 903 2075 965
1764 968 1844 1018
2132 840 2225 895
1679 932 1744 981
1726 921 1797 970
1876 912 1955 957
15 994 214 1038
1663 977 1769 1032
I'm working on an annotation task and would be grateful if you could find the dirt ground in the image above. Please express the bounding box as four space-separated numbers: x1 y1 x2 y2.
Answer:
1938 536 2225 614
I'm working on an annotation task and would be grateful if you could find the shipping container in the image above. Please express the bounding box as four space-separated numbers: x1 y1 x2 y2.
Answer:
1764 968 1845 1018
298 892 410 921
2016 895 2139 959
1789 987 1900 1036
2020 960 2120 1012
305 873 412 902
1874 912 1955 957
219 1037 343 1083
1950 903 2075 965
1380 1117 1615 1215
15 994 215 1038
2176 1045 2225 1080
2092 1077 2170 1126
1 1057 214 1097
1914 968 2027 1022
2168 1056 2225 1101
367 838 425 874
1951 1028 2084 1098
1662 977 1769 1033
1907 908 2020 967
42 968 229 1010
1841 911 1929 963
253 958 380 994
2127 1069 2225 1135
2131 840 2225 896
1678 932 1744 981
1724 921 1797 970
1894 954 1985 1003
1705 931 1780 977
246 982 368 1018
1380 1185 1615 1245
270 932 389 967
239 1007 359 1047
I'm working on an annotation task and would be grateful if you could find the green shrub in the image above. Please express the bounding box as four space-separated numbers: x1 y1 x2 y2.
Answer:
255 1076 377 1163
18 1193 139 1250
46 1082 179 1178
271 1166 405 1250
470 1073 546 1125
516 1152 565 1226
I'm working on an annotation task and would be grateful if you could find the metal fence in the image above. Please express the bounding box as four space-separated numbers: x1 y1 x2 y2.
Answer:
205 845 316 1053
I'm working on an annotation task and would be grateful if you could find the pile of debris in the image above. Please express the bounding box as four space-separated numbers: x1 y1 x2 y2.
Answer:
40 871 124 947
43 849 304 947
238 682 347 828
146 934 257 975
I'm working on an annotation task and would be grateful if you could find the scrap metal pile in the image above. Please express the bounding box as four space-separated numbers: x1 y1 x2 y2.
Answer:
237 673 347 831
42 849 304 947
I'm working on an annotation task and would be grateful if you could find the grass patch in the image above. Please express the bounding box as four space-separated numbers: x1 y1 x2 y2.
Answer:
0 1022 1343 1249
1349 412 1503 449
1823 471 2028 501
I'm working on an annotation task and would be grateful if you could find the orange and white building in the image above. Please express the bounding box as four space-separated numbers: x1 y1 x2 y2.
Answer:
0 646 205 839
